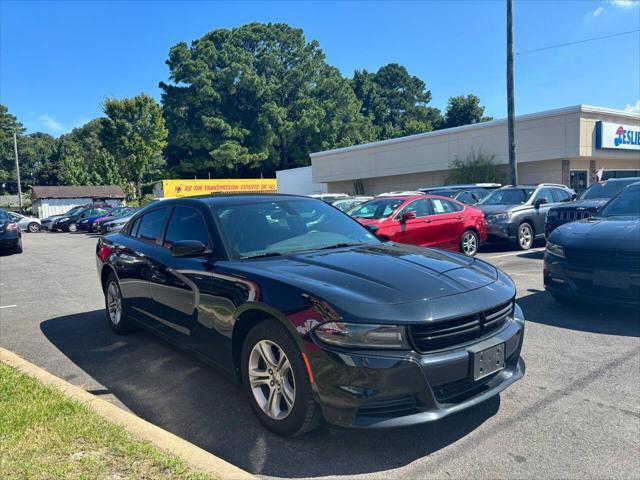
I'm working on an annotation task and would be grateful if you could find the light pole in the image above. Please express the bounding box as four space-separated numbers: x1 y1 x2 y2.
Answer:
507 0 518 185
13 132 23 212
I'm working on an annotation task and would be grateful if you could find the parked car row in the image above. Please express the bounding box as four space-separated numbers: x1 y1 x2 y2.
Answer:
42 204 139 234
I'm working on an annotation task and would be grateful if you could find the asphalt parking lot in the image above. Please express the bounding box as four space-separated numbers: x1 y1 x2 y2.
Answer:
1 232 639 480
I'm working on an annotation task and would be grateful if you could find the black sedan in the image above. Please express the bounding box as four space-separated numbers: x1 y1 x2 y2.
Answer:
56 206 110 232
0 208 23 254
545 177 640 237
96 195 525 436
545 182 640 306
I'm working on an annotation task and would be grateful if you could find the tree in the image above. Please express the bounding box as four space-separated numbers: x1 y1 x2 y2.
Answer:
101 94 167 197
351 63 441 140
441 94 492 129
161 22 372 178
56 134 92 185
0 104 25 189
445 148 505 184
17 132 57 186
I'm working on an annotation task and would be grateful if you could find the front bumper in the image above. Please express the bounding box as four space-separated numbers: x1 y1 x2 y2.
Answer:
544 253 640 306
486 221 516 243
308 307 525 428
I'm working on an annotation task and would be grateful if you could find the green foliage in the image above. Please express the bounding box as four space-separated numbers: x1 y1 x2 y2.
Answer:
445 148 505 184
442 94 493 129
161 22 372 178
0 104 25 187
101 94 168 196
352 63 441 139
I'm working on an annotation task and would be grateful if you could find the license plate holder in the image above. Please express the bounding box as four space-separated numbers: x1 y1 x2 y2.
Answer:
470 342 505 381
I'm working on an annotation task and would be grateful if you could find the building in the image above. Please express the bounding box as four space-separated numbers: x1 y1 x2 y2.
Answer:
31 185 125 218
276 166 327 195
310 105 640 195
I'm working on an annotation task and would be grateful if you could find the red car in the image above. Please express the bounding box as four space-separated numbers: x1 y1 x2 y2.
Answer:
349 194 487 256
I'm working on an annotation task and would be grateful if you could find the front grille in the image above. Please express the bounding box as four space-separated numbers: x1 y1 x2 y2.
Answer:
565 248 640 273
552 209 593 222
434 372 500 403
410 300 514 352
357 395 419 418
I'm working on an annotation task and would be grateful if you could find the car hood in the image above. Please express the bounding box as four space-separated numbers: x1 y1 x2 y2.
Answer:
550 199 606 211
550 217 640 249
231 243 499 308
105 215 131 225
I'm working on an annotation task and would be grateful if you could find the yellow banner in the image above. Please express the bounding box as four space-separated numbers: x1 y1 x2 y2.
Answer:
162 179 277 197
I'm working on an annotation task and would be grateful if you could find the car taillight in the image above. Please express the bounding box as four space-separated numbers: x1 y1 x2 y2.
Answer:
97 243 114 262
6 222 17 231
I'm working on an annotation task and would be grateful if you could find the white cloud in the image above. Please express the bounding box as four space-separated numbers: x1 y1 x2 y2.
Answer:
586 5 605 20
609 0 639 8
38 114 65 133
624 99 640 114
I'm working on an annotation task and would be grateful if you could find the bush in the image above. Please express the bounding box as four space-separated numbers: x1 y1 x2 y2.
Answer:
445 148 505 184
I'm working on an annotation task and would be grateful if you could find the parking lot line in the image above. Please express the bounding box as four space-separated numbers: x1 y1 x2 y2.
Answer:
487 248 544 259
0 305 17 309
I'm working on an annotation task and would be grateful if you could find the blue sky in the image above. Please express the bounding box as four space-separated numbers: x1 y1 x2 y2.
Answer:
1 0 639 136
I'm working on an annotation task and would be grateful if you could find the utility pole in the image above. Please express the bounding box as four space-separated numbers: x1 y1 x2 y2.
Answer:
507 0 518 185
13 132 23 212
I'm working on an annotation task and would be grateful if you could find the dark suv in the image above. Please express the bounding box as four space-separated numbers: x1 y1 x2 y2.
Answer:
478 184 576 250
545 177 640 237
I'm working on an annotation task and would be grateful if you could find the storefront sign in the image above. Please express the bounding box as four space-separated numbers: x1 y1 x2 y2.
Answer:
595 121 640 150
162 179 277 197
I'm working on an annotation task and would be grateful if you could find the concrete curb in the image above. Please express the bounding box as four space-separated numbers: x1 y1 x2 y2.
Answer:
0 347 256 480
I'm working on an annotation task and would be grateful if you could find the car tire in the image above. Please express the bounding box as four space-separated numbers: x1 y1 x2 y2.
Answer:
67 222 78 233
27 222 40 233
516 222 534 250
241 318 320 437
104 273 135 334
460 229 479 256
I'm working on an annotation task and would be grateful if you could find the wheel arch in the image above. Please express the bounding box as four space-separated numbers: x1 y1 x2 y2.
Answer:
100 264 117 292
231 303 303 379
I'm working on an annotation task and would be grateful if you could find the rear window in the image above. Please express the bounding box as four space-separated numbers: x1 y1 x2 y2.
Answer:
430 198 463 213
135 208 168 244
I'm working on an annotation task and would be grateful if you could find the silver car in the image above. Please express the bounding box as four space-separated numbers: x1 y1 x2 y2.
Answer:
7 211 41 233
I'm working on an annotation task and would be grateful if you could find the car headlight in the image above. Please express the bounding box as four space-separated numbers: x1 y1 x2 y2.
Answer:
546 242 565 258
487 213 511 222
313 321 410 349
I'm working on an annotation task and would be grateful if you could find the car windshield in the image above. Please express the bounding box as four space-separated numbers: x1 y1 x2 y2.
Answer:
579 180 635 200
596 187 640 219
480 188 534 205
213 199 380 259
65 206 85 216
349 199 404 219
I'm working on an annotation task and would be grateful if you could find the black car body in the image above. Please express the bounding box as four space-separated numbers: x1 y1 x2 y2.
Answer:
478 184 576 250
0 208 23 253
96 195 525 436
544 182 640 306
55 206 110 232
545 177 640 237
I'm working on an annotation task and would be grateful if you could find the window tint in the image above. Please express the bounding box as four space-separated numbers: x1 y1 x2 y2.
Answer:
430 198 463 214
135 208 168 244
551 188 571 202
533 188 554 203
455 191 476 204
164 207 210 247
397 199 429 218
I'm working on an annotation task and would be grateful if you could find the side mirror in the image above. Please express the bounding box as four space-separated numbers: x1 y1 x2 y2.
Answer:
170 240 208 257
401 211 417 222
534 197 549 208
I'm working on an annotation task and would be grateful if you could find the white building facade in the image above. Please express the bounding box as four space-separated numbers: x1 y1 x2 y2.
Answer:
310 105 640 195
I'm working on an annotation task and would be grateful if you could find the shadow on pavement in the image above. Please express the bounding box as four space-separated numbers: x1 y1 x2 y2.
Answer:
41 310 500 478
518 289 640 337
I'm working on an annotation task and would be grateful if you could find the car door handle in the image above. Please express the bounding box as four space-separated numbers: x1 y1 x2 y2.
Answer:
424 219 432 223
456 216 463 220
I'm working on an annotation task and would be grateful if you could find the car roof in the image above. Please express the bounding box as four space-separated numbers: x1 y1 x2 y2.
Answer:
601 177 640 183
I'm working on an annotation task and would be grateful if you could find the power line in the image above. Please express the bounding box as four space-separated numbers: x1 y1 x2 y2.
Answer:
516 29 640 56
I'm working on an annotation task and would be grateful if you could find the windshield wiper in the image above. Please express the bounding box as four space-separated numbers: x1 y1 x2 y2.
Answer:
241 252 283 260
317 243 362 250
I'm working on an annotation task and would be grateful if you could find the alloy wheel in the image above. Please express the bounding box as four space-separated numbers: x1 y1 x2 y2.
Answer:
68 222 77 232
28 222 40 233
106 282 122 326
519 224 533 249
461 231 478 256
248 340 296 420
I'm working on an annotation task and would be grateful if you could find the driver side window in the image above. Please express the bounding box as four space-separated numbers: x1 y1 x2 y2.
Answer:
396 199 429 219
533 188 553 204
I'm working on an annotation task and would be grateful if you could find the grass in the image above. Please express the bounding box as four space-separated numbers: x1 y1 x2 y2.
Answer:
0 363 216 480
